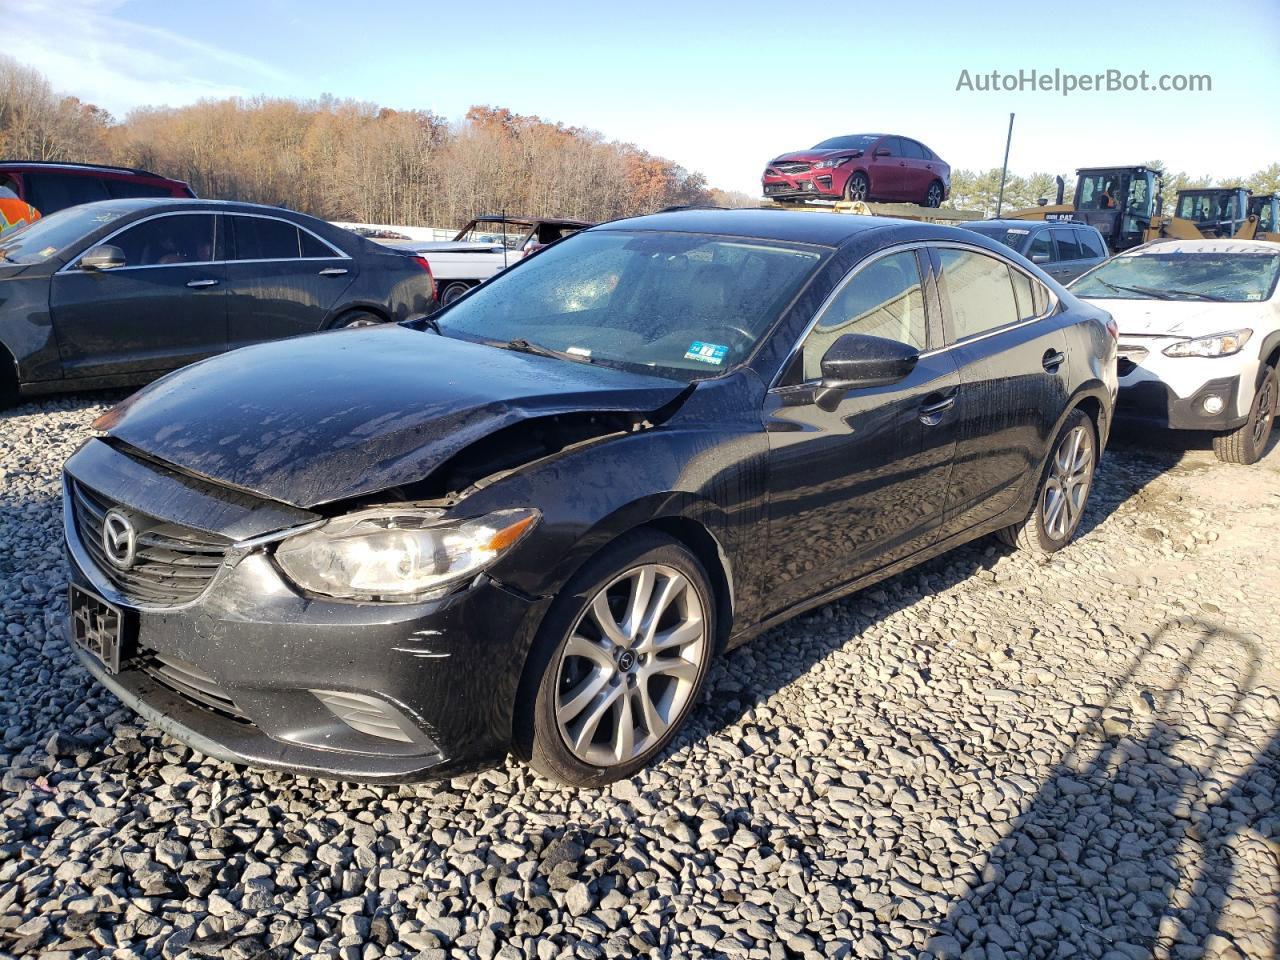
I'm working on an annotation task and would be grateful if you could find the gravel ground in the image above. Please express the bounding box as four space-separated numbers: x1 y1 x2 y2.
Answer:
1 395 1278 960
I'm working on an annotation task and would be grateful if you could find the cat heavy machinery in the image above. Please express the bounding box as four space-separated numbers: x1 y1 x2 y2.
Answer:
1002 165 1163 253
1143 187 1260 242
1246 193 1279 242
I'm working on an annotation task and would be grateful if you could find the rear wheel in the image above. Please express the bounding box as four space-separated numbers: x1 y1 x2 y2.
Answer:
844 172 870 202
518 531 715 787
999 409 1097 554
1213 365 1276 465
924 180 944 208
439 281 472 307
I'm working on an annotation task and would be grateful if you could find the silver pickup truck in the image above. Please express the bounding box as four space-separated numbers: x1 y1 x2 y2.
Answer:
384 215 594 306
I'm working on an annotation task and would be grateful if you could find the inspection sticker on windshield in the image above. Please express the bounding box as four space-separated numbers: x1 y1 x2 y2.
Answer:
685 341 728 366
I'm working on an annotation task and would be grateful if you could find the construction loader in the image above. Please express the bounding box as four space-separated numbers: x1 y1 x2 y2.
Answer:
1002 165 1163 253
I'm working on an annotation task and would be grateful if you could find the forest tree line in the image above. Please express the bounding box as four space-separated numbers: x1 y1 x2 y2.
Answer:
3 56 1277 229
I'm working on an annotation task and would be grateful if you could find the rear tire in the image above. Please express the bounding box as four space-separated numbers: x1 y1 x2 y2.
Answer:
999 409 1097 554
516 531 716 787
332 310 384 329
439 281 472 307
843 172 870 202
1213 365 1276 465
924 180 944 208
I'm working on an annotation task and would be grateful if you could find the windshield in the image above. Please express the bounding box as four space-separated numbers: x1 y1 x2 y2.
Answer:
1176 193 1239 222
961 224 1031 252
812 135 878 152
434 229 827 381
1071 251 1280 303
0 203 127 264
455 220 533 248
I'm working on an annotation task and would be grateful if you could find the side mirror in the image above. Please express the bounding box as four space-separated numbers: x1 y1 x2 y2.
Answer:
819 333 919 390
874 148 891 157
78 244 126 271
1031 253 1050 264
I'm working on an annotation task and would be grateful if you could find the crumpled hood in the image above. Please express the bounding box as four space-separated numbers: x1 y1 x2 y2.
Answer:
769 148 858 165
1079 297 1266 337
102 326 688 508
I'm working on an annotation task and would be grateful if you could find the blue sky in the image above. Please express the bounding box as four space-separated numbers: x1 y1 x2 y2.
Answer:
11 0 1280 196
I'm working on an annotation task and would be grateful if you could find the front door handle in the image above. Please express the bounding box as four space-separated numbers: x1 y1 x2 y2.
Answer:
1042 349 1066 373
919 393 957 425
186 279 219 288
318 267 349 277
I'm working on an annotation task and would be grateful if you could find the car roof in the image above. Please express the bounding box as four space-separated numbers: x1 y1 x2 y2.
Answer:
57 197 318 218
472 215 594 227
972 219 1098 232
596 208 981 246
0 159 176 180
1123 238 1279 256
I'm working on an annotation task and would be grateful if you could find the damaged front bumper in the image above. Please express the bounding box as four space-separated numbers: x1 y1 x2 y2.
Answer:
63 439 552 783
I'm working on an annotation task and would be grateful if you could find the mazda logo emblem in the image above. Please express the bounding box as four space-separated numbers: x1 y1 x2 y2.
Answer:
102 510 137 570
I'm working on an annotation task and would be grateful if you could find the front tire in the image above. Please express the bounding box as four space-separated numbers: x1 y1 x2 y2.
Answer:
844 171 870 202
517 531 716 787
1213 365 1276 464
999 409 1098 554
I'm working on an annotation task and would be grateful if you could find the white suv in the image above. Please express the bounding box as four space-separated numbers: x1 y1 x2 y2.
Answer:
1071 239 1280 464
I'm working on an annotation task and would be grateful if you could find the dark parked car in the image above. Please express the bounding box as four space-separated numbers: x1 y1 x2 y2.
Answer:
0 198 437 407
0 161 194 217
63 209 1116 787
961 219 1109 283
763 134 951 206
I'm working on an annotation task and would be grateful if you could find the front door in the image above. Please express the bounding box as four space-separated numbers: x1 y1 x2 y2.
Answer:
225 213 356 348
50 212 227 379
763 248 960 615
930 245 1074 534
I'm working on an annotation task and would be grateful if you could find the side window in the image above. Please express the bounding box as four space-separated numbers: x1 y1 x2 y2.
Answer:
875 137 899 157
899 139 926 160
1026 232 1054 262
103 179 175 200
1078 230 1107 259
800 251 926 381
108 214 216 267
25 173 110 215
1052 229 1084 261
299 229 336 258
937 248 1020 341
1010 269 1042 320
232 216 304 260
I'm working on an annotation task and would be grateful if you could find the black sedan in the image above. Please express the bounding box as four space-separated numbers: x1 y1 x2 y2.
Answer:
0 198 436 407
62 209 1117 787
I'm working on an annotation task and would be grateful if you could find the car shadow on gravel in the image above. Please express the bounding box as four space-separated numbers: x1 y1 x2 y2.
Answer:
929 618 1279 959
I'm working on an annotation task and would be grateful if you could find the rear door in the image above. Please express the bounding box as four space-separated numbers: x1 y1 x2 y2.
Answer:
50 212 227 378
897 139 932 201
870 137 908 199
225 214 356 348
764 247 960 613
1045 226 1088 284
929 244 1073 534
1067 228 1108 280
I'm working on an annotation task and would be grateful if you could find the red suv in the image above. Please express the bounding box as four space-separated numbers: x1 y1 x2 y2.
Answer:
762 134 950 207
0 161 194 217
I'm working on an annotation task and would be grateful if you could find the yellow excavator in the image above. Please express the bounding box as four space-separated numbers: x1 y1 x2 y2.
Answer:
1142 187 1266 242
1002 165 1163 253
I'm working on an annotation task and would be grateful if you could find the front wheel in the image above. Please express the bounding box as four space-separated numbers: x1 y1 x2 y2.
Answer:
999 409 1098 554
844 171 870 202
1213 365 1276 464
518 532 716 787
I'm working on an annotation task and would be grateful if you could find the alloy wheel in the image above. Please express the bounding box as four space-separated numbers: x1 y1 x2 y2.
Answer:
1252 374 1275 447
1041 424 1094 541
926 183 943 207
554 563 707 767
847 174 868 201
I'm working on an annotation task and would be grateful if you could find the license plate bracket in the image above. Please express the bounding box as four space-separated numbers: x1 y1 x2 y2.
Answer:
69 585 134 674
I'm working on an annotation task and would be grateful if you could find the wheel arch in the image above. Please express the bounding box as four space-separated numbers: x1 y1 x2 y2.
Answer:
328 304 389 329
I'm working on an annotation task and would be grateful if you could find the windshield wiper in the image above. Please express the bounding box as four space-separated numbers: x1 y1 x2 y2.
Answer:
1096 280 1174 299
502 338 596 365
1133 285 1226 302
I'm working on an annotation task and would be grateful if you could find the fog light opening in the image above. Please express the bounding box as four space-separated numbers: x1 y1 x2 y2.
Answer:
1201 395 1224 415
313 690 415 743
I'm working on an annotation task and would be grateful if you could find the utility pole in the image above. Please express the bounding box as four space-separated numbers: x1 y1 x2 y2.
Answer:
996 113 1014 217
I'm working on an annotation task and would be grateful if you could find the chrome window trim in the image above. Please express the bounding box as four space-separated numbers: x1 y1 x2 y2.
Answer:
56 209 349 275
226 211 350 262
770 238 1059 391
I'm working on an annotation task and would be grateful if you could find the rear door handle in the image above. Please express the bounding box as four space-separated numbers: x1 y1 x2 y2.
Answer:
1042 349 1066 372
919 393 957 424
186 279 219 288
318 267 349 277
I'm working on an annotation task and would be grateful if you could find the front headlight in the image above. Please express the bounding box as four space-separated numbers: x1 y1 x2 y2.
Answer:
814 156 853 169
1162 329 1252 358
275 507 539 600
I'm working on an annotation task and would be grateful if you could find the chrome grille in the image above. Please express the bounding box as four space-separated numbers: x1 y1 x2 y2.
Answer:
70 481 230 607
774 162 811 174
137 651 248 722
